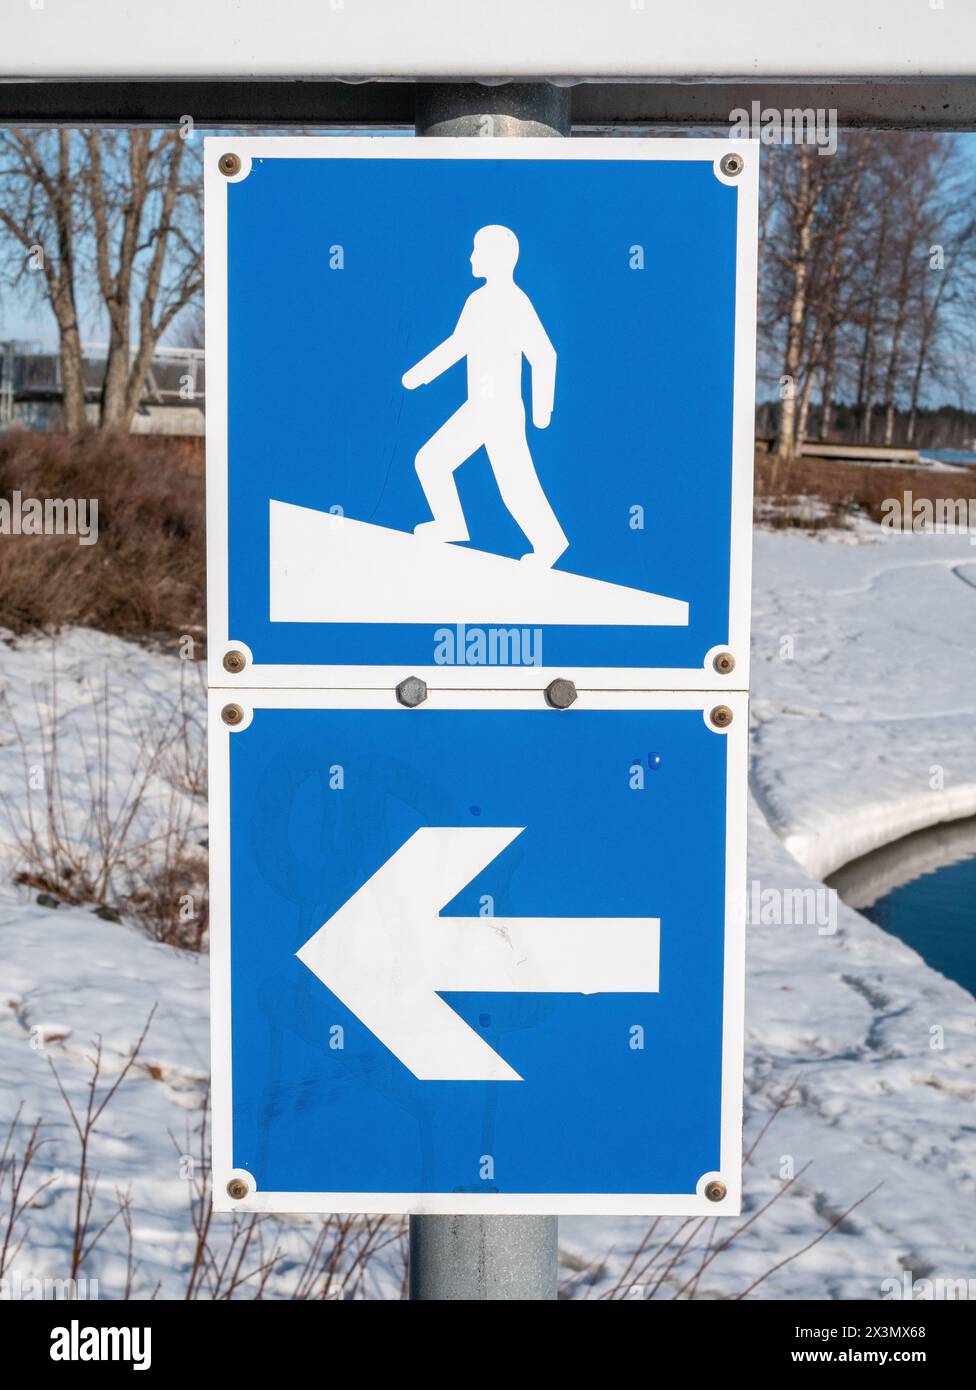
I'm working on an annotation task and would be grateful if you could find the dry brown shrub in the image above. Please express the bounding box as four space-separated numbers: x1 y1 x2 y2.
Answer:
0 430 205 646
755 448 976 529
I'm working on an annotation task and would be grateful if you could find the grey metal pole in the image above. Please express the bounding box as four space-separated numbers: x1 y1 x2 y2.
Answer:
407 79 566 1302
409 1213 558 1301
414 82 571 139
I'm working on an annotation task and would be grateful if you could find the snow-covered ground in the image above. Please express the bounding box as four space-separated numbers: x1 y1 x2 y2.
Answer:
1 523 975 1299
751 526 976 879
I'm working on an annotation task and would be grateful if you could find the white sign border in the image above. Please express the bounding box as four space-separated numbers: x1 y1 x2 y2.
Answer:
205 136 757 694
209 686 747 1217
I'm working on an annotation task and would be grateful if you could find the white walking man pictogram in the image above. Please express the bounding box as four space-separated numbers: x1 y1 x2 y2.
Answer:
402 225 569 568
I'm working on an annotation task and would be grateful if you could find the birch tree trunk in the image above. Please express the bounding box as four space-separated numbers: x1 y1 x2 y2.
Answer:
777 148 817 460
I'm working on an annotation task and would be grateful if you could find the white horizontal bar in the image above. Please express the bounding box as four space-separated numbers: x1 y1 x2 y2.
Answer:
4 0 975 81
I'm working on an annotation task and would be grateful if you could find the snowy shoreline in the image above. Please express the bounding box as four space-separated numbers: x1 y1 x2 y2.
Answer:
751 525 976 881
780 784 976 883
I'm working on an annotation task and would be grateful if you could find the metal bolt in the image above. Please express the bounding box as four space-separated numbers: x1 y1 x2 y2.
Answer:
720 152 744 178
396 676 428 708
218 152 242 178
709 704 734 730
712 651 736 676
221 702 245 726
545 678 578 710
222 649 246 675
704 1179 727 1203
226 1178 249 1200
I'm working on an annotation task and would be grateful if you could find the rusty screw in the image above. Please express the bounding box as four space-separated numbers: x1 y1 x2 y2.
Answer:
221 702 245 726
720 152 744 178
709 704 733 730
712 651 736 676
222 649 246 675
704 1179 727 1203
226 1178 249 1200
218 152 242 178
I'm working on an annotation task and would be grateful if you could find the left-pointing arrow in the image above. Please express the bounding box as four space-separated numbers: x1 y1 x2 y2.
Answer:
296 827 660 1082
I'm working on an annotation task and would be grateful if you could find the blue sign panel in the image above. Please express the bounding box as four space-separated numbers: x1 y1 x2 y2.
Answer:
209 139 757 686
213 697 743 1212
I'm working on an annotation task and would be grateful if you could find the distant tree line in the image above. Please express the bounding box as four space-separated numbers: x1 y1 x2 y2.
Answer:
759 131 976 457
757 399 976 454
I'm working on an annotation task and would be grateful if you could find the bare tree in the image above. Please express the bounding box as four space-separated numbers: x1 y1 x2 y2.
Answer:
905 204 976 443
876 137 945 446
0 127 202 433
773 146 821 458
793 139 871 450
0 130 88 430
851 166 891 444
760 131 975 455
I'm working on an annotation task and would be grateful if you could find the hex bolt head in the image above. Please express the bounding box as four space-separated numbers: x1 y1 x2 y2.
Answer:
709 704 734 730
222 649 246 675
712 651 736 676
720 152 744 178
545 678 578 710
226 1178 249 1201
218 152 242 178
221 702 245 727
396 676 428 708
704 1179 727 1203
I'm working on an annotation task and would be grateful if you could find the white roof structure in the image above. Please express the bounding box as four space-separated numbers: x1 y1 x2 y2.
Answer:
3 0 974 81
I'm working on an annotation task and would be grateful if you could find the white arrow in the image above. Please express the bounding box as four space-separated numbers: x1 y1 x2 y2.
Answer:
296 827 660 1082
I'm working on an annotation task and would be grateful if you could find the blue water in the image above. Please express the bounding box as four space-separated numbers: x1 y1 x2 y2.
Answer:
918 448 976 468
861 854 976 997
